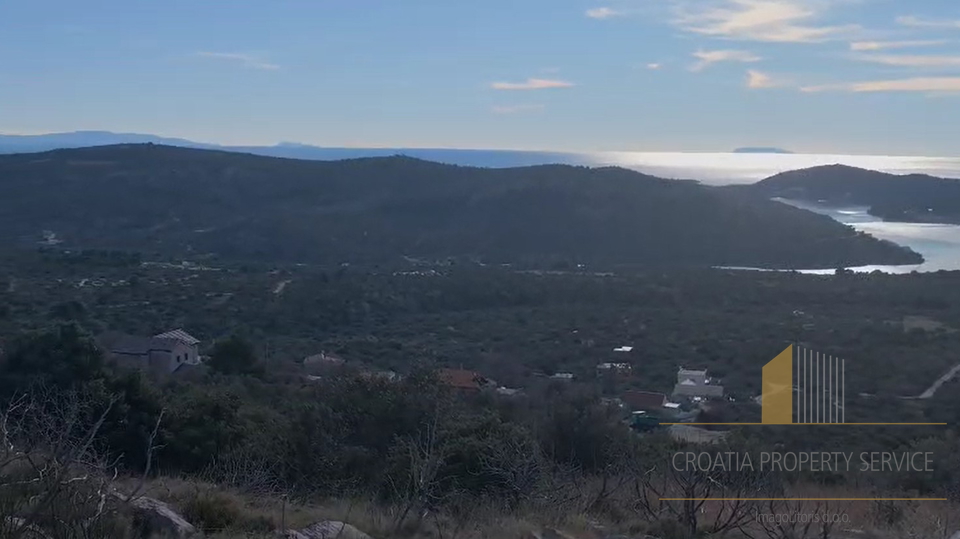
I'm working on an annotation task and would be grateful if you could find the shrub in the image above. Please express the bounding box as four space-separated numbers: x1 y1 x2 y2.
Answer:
180 489 277 534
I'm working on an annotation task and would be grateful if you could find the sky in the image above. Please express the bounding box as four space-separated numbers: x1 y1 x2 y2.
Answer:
1 0 959 155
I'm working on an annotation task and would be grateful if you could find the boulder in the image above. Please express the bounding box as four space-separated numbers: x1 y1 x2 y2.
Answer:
298 520 373 539
126 496 197 538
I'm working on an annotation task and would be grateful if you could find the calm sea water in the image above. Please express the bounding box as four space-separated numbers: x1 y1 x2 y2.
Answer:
770 199 960 274
572 151 960 273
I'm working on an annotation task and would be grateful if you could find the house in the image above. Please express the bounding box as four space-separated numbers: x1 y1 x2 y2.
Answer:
304 351 346 368
102 332 196 375
438 368 491 392
360 369 401 383
152 329 201 365
597 362 632 376
613 346 634 352
672 367 724 398
304 352 345 365
622 390 668 412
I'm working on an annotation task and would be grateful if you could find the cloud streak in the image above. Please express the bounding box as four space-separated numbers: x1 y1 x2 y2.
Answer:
850 40 949 51
746 70 789 88
690 49 761 71
195 52 280 70
673 0 859 43
897 16 960 30
853 54 960 68
490 78 575 90
586 7 622 19
802 77 960 93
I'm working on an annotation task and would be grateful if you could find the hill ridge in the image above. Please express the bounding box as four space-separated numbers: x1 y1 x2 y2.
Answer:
0 144 922 268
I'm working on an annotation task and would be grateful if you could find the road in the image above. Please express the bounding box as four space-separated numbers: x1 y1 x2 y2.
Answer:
917 363 960 399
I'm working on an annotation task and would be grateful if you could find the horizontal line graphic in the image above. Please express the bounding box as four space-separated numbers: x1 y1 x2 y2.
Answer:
660 498 947 501
659 422 947 426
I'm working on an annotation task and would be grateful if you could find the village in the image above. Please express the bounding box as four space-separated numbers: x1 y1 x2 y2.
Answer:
97 325 734 443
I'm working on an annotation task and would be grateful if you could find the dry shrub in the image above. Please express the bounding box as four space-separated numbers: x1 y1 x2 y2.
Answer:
179 489 275 534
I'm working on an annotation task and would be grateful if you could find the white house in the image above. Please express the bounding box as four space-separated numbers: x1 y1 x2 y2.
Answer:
673 367 724 398
153 329 201 365
102 328 201 375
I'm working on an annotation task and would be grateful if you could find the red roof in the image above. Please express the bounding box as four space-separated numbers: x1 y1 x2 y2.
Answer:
622 390 667 411
439 368 486 391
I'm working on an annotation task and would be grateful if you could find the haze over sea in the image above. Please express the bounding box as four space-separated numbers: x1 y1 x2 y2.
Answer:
572 151 960 186
560 150 960 274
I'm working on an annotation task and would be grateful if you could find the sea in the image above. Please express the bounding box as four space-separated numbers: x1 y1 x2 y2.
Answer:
564 151 960 274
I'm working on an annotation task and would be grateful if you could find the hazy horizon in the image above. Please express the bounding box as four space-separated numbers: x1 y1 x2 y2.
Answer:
4 130 960 185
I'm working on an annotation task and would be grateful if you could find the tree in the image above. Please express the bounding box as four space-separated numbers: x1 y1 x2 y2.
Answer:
0 324 105 395
207 335 261 375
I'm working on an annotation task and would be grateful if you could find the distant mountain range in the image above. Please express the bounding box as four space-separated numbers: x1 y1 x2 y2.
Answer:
0 131 796 169
0 144 921 269
746 164 960 224
0 131 591 169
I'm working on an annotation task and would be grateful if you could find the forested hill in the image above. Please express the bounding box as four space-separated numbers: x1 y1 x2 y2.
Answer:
749 164 960 223
0 144 921 268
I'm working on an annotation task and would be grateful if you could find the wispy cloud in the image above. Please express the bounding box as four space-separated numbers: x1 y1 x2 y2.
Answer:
746 69 790 88
491 104 546 114
195 52 280 70
490 78 575 90
646 63 663 70
673 0 859 43
802 77 960 93
896 16 960 30
690 49 761 71
850 40 949 51
853 54 960 68
586 7 622 19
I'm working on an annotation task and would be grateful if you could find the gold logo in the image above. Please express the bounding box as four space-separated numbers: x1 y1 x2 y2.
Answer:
762 345 844 424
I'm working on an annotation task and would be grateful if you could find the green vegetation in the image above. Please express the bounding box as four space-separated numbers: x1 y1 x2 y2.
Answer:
1 147 959 536
747 164 960 223
0 145 921 268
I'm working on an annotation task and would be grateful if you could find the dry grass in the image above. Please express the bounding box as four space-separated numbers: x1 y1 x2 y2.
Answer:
112 476 960 539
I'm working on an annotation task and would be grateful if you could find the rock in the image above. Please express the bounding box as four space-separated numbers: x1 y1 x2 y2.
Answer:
126 496 197 538
544 528 579 539
278 531 310 539
524 528 579 539
298 520 373 539
948 531 960 539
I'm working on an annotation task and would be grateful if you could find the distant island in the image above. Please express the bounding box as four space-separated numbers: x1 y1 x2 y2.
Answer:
733 147 793 154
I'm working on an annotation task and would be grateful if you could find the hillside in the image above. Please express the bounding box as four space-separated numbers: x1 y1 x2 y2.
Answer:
750 164 960 223
0 145 922 268
0 131 586 169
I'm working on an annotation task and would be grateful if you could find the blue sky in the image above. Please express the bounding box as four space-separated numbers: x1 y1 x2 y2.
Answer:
1 0 959 155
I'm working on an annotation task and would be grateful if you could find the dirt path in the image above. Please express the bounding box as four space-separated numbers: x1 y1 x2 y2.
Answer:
917 363 960 399
273 279 291 295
